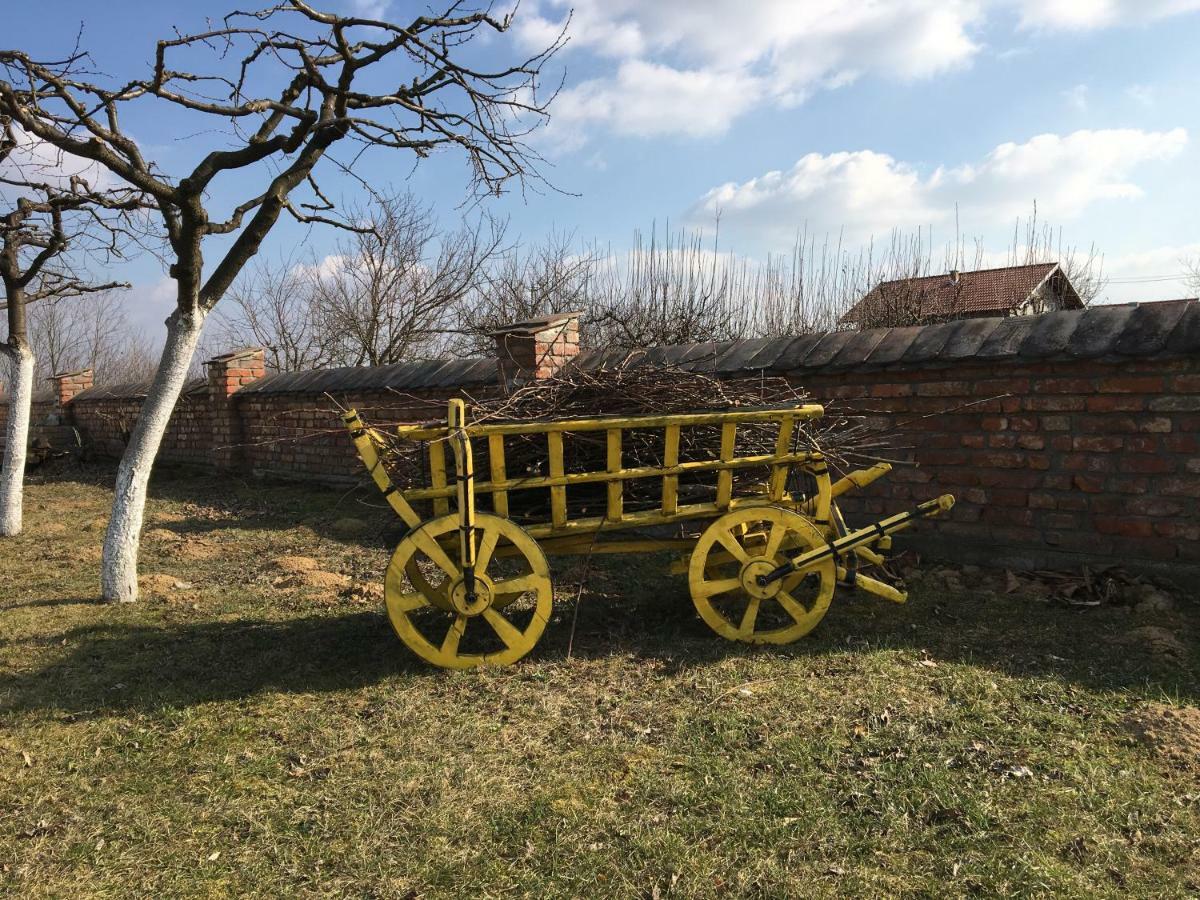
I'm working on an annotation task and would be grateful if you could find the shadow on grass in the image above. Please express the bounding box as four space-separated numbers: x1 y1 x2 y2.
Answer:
5 576 1198 717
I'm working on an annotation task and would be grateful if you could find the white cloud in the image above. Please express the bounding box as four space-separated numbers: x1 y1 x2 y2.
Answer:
691 128 1188 246
1012 0 1200 30
1100 242 1200 302
0 126 111 200
1063 84 1089 111
519 0 1200 143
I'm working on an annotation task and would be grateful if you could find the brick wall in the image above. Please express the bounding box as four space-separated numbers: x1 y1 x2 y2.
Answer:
3 300 1197 580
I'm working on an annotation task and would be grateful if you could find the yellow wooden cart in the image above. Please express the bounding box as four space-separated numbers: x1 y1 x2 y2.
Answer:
345 400 953 669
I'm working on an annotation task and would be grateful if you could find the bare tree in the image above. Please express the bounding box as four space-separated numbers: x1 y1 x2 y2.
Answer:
208 251 338 373
316 192 505 365
1 124 134 536
457 230 598 353
1186 256 1200 296
27 288 156 383
1 2 561 600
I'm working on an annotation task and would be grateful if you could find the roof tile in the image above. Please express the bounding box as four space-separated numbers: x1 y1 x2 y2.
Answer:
1115 299 1193 355
1018 309 1080 358
865 325 924 365
845 263 1070 324
1166 302 1200 354
902 320 963 363
828 327 890 368
940 317 1002 359
1067 304 1136 358
977 316 1039 359
771 333 826 370
803 331 855 368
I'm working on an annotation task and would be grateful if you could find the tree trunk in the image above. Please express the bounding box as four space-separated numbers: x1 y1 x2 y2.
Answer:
101 306 207 602
0 344 35 537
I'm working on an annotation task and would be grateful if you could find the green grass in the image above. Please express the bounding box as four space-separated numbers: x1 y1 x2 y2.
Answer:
2 467 1198 898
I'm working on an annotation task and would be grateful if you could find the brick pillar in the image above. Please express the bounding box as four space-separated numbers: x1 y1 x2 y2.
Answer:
491 312 581 386
49 369 94 422
205 347 265 470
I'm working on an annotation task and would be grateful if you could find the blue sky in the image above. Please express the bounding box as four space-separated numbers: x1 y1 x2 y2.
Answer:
5 0 1200 335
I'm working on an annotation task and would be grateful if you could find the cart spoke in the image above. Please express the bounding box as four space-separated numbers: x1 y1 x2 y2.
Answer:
775 590 809 624
441 615 467 656
475 526 501 574
491 572 546 596
412 530 460 579
391 591 428 612
482 607 525 649
738 597 761 637
715 529 750 564
763 520 786 560
694 576 740 599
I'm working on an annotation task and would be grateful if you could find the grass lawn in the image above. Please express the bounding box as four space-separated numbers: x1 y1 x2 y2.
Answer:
2 467 1198 898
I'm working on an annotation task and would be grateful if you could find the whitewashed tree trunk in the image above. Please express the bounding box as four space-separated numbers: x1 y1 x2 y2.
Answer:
101 306 206 602
0 345 35 537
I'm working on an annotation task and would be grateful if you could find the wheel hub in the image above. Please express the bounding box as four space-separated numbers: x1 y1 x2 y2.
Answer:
740 557 783 599
448 572 495 616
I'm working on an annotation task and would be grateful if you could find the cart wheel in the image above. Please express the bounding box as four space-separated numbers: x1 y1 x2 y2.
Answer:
384 513 553 668
688 507 836 644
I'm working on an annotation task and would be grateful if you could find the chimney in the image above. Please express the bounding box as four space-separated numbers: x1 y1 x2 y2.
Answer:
491 312 581 385
49 368 94 408
205 347 265 470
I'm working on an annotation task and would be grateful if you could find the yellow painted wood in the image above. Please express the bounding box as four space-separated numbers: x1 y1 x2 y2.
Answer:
687 506 836 644
384 513 553 669
400 450 818 502
662 424 680 516
447 399 476 572
488 433 509 517
428 436 450 517
342 410 421 529
715 421 737 509
606 428 623 522
395 402 825 440
547 430 567 527
768 415 794 501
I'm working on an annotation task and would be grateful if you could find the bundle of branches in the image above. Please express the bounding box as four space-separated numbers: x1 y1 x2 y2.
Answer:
371 361 898 521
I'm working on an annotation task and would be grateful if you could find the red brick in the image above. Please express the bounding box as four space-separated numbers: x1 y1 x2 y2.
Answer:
870 383 913 398
1025 396 1085 412
1093 516 1155 538
981 416 1009 431
1035 377 1094 394
1097 376 1164 393
1170 374 1200 392
1072 435 1123 452
916 381 972 397
1016 434 1045 450
989 434 1018 449
1160 477 1200 498
960 434 985 448
1040 415 1071 431
1072 474 1105 493
1122 455 1175 474
1165 434 1200 453
1085 395 1145 413
1060 453 1113 472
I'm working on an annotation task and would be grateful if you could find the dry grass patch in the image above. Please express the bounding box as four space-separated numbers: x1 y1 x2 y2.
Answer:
1 468 1198 898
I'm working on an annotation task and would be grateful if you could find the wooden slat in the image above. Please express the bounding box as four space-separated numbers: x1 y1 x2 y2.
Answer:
395 402 825 439
661 424 680 516
428 438 449 516
488 433 508 517
548 430 567 526
768 414 794 501
606 427 623 522
399 450 818 501
715 421 737 509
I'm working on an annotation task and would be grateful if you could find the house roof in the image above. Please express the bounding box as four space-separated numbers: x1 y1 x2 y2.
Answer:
843 263 1082 325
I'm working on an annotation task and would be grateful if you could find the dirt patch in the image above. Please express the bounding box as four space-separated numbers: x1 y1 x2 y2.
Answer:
150 510 188 524
272 570 351 591
138 573 194 597
1123 703 1200 770
145 528 182 543
271 555 321 573
41 522 68 535
1121 625 1189 664
175 540 220 561
343 581 384 604
330 517 369 538
82 516 108 533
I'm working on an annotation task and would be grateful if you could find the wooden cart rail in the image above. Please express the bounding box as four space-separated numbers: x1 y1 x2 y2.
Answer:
349 402 831 540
